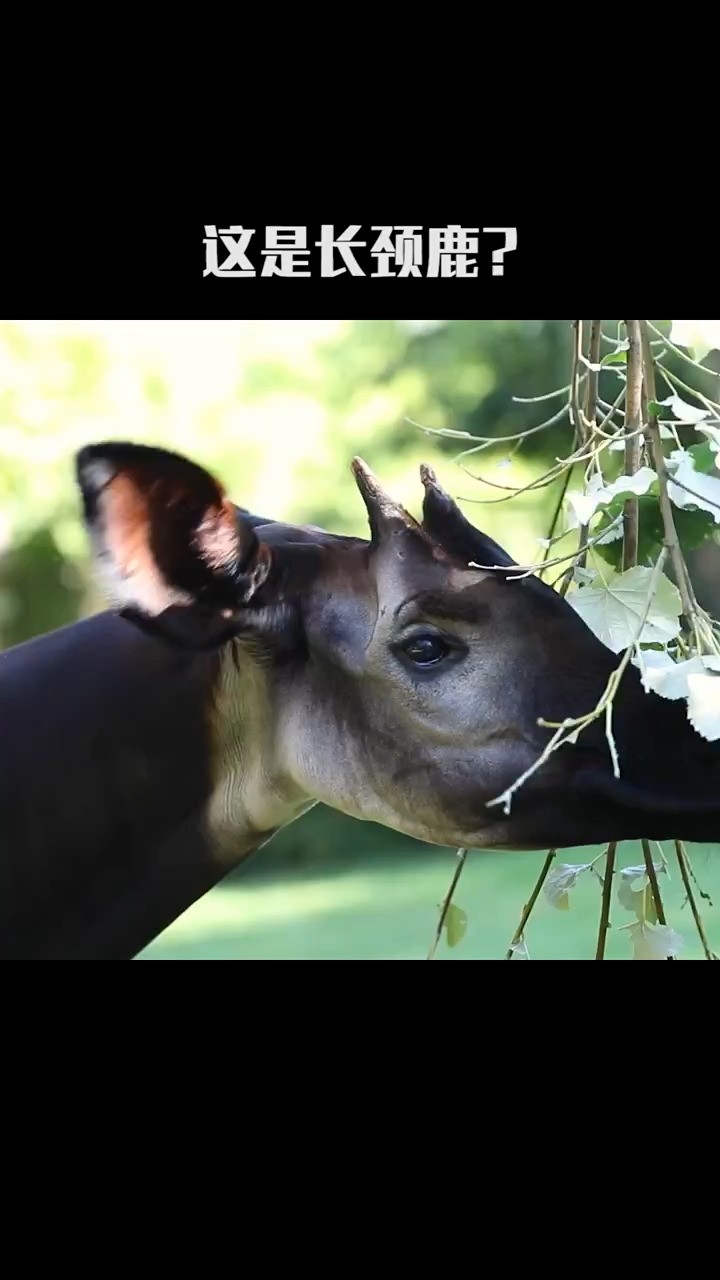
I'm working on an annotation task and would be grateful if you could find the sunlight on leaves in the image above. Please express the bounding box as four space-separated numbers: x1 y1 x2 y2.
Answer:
669 320 720 363
568 566 682 653
565 469 657 530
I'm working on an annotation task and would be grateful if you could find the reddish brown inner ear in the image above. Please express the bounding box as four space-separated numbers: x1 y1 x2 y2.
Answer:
103 474 194 614
195 497 244 573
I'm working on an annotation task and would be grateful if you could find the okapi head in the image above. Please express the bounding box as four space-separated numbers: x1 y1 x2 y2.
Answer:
77 441 720 853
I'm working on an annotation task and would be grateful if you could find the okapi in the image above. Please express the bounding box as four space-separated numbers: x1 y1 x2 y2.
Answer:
1 442 719 960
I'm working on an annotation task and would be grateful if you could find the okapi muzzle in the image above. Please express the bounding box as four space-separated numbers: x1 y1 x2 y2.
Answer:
1 441 718 960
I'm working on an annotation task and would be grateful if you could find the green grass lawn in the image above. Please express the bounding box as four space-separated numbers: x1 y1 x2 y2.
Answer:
139 840 720 961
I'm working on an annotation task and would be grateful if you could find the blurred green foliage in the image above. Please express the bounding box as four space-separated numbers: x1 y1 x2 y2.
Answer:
0 318 579 650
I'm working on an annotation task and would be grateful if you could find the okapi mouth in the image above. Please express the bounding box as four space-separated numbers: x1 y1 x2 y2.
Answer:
573 766 720 841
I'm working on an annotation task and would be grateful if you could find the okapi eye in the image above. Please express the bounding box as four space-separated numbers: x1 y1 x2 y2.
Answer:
401 634 451 666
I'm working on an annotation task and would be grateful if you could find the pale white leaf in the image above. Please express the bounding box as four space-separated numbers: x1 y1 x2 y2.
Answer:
568 567 682 653
565 486 605 528
634 651 720 700
618 863 664 917
632 647 677 692
544 863 589 910
606 467 657 499
572 566 598 585
687 672 720 741
509 939 529 960
657 393 710 425
670 320 720 363
565 470 656 534
666 449 720 522
628 921 684 961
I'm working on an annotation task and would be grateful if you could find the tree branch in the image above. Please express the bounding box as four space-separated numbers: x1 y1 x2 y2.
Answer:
623 321 643 570
505 850 556 959
427 848 468 960
595 842 618 959
674 840 717 960
641 838 669 928
640 321 696 620
585 320 603 427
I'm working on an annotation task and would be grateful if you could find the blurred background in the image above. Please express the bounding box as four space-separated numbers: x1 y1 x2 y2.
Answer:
3 318 720 960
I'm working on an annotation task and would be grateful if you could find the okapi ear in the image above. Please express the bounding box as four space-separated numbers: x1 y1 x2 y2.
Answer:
419 464 518 571
75 442 272 647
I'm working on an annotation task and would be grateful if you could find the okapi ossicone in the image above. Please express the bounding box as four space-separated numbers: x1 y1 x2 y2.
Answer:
1 442 719 960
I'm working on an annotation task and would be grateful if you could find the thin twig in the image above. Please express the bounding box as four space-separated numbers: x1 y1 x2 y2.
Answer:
486 549 668 815
474 515 623 580
641 838 669 930
512 381 577 404
569 320 585 442
585 320 603 432
682 847 713 905
623 321 643 570
538 468 576 575
595 842 618 959
504 850 556 958
458 426 631 507
655 362 720 416
674 840 717 960
427 848 468 960
640 322 697 621
405 410 570 457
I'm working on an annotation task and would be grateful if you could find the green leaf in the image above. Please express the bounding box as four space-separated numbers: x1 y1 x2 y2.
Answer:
444 902 468 948
647 400 664 417
687 442 717 475
593 495 715 569
601 346 629 366
676 506 716 546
